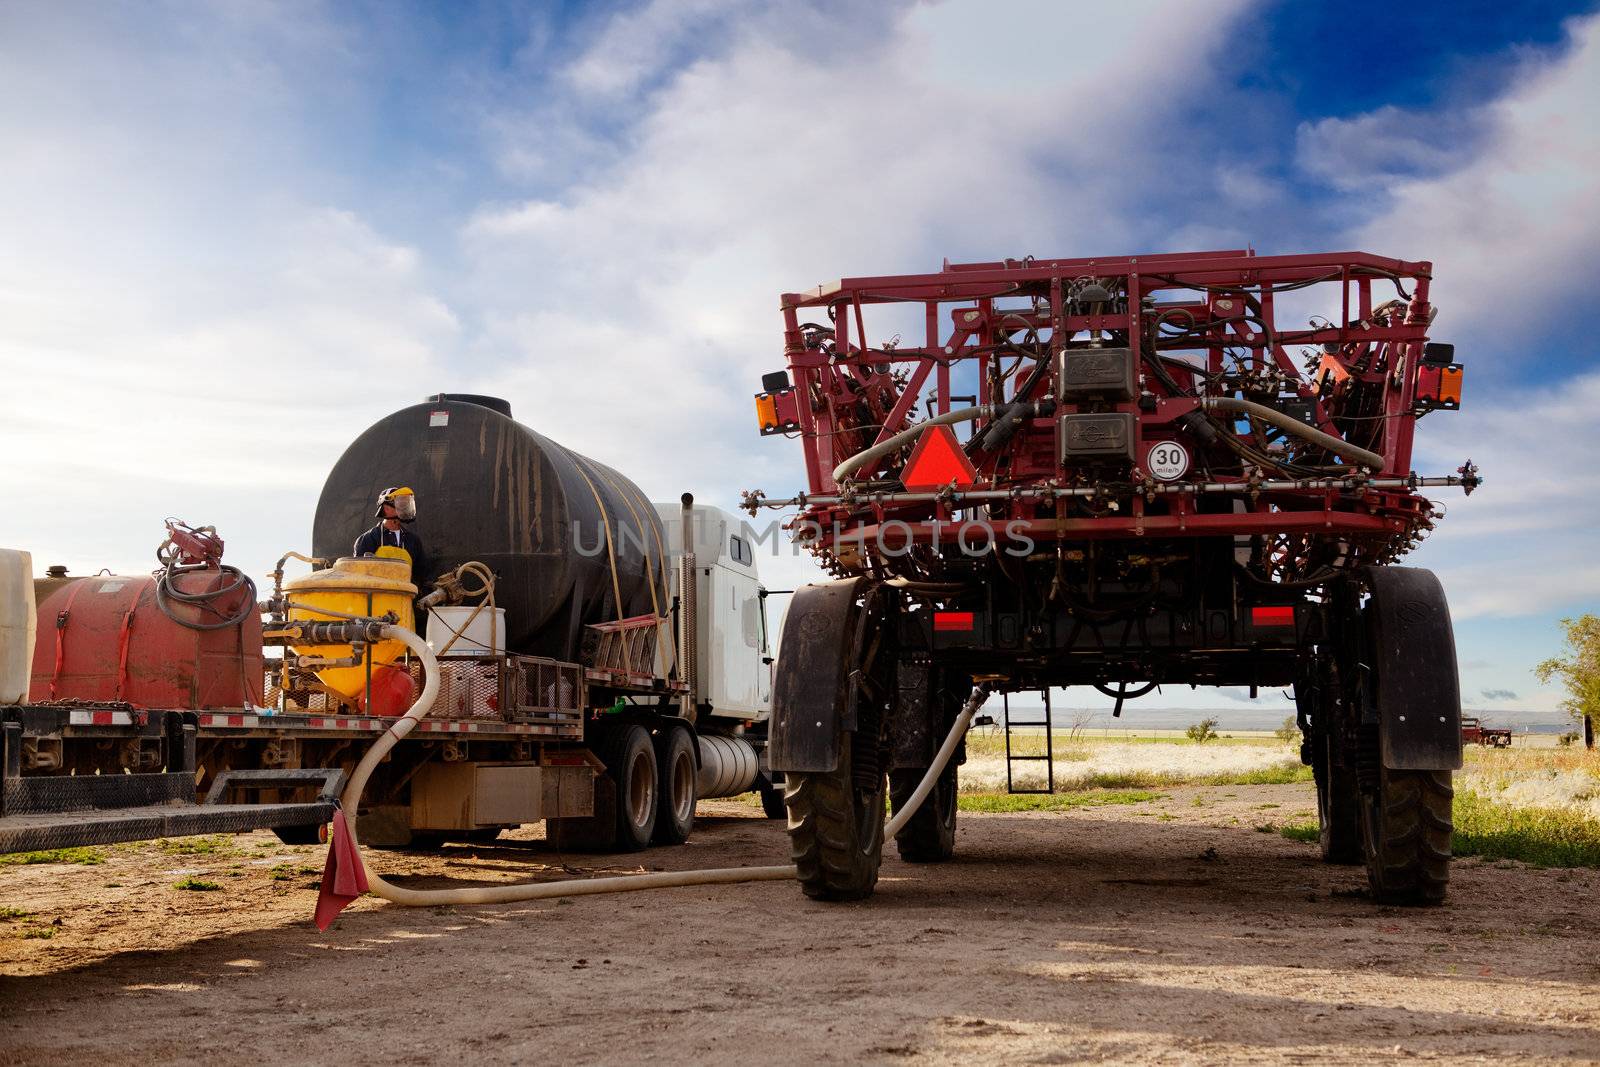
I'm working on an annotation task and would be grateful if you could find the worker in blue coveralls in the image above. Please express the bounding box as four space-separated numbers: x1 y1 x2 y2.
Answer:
353 486 430 586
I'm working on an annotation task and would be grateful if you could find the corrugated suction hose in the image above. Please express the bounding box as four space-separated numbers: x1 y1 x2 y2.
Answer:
340 627 988 906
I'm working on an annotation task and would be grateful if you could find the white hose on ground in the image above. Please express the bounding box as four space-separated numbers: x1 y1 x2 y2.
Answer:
341 626 985 906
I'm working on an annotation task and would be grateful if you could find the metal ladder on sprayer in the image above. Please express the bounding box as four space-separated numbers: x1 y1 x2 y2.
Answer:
1003 689 1055 795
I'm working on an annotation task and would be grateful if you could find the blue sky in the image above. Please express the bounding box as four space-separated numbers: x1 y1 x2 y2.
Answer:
2 0 1596 720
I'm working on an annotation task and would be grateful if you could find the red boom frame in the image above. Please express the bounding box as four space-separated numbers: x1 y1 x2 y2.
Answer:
747 249 1476 578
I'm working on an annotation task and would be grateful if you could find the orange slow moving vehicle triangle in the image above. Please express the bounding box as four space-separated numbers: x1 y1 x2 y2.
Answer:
901 423 978 490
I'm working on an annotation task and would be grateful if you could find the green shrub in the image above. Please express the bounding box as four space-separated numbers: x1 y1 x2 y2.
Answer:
0 847 105 866
1453 792 1600 868
173 877 222 892
957 790 1163 813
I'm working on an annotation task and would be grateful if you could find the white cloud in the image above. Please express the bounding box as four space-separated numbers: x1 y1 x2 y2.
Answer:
1409 369 1600 619
460 0 1254 500
561 0 754 99
1313 18 1600 620
1296 105 1480 190
3 0 1258 593
0 6 458 581
1330 15 1600 358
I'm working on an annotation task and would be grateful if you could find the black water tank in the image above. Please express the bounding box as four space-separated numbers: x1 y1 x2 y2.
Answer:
313 396 667 662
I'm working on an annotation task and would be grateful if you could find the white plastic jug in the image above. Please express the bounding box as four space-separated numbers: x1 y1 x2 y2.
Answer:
0 549 36 704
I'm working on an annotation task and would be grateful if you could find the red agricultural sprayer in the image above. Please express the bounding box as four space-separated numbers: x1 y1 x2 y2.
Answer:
746 249 1478 906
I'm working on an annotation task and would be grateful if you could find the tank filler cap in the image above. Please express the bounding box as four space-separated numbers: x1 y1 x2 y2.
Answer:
426 394 512 418
46 565 69 578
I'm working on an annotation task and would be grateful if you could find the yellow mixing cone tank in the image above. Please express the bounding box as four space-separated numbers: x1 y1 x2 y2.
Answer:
283 557 416 699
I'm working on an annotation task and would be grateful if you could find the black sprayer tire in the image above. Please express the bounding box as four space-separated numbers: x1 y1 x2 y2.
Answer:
785 732 886 901
1314 732 1362 865
611 724 659 851
653 726 697 845
889 763 957 863
1361 766 1453 905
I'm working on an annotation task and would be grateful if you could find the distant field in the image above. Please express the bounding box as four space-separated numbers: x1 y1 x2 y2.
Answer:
961 733 1309 792
951 731 1600 868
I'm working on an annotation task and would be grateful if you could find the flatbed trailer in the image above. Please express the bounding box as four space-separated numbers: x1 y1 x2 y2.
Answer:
1 643 766 854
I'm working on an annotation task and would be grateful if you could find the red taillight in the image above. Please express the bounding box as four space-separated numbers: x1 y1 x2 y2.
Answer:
934 611 975 632
1251 606 1296 627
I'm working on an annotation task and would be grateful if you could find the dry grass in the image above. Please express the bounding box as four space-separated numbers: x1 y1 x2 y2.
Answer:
1459 745 1600 821
956 789 1164 813
960 736 1306 794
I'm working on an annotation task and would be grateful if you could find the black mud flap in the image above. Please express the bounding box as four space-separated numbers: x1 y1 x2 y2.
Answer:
1364 566 1463 771
768 578 864 773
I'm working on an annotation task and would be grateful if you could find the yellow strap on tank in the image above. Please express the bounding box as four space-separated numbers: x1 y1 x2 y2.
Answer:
590 462 678 675
590 463 665 619
571 456 626 622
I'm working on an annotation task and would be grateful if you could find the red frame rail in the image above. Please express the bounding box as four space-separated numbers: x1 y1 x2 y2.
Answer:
747 249 1477 573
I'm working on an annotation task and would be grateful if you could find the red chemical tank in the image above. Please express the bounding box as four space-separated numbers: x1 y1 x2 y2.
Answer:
31 569 263 710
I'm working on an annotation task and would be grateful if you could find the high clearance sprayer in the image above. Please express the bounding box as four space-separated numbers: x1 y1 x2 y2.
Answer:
0 249 1477 921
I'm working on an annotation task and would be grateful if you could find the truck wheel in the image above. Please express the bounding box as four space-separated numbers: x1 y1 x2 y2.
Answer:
273 824 326 846
653 726 696 845
786 731 886 900
759 784 786 819
889 763 957 863
408 831 447 850
612 724 659 851
546 778 617 853
1313 731 1362 865
1360 766 1452 905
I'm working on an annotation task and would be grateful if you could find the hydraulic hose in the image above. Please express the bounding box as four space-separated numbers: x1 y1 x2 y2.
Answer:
340 627 986 906
156 562 259 632
1202 397 1385 471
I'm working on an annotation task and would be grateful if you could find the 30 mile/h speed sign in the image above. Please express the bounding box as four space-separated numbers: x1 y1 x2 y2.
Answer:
1147 440 1190 481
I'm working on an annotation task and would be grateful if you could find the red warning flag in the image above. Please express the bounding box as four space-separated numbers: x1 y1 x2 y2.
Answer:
314 810 370 931
901 423 978 490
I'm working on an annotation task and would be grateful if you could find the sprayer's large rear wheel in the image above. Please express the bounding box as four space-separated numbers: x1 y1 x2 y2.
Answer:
1349 566 1459 905
786 731 886 900
783 587 892 901
1361 766 1453 905
1314 730 1362 865
889 763 957 863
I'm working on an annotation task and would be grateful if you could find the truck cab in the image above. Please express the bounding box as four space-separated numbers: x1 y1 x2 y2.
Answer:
654 502 772 722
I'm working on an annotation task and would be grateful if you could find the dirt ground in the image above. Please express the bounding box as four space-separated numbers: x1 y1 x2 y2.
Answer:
2 783 1597 1065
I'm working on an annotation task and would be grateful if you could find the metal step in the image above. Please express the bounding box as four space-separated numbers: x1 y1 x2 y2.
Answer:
0 800 338 853
1003 690 1056 795
1 767 345 854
